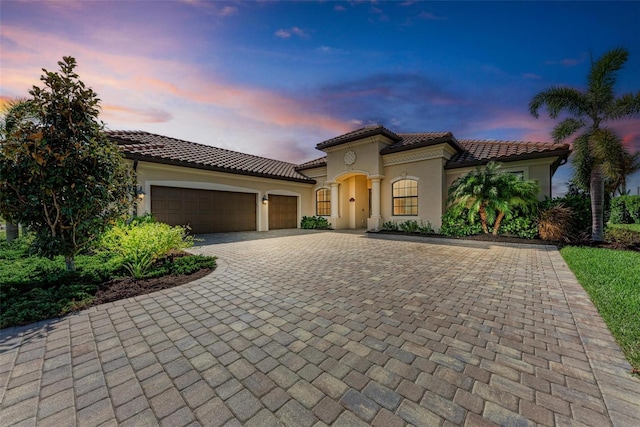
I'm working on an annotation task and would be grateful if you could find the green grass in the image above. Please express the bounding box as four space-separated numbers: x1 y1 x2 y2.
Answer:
560 246 640 370
608 223 640 232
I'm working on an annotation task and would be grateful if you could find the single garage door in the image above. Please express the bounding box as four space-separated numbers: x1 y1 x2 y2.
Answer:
151 186 256 233
269 195 298 230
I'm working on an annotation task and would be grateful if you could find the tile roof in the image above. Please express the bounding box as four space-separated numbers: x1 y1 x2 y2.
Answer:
107 131 315 183
446 139 571 168
296 156 327 170
316 124 402 150
381 131 463 154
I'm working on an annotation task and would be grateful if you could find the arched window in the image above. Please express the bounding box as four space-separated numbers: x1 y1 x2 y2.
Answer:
316 188 331 216
392 179 418 216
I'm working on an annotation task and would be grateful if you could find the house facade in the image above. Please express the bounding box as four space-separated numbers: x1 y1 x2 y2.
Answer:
109 125 570 233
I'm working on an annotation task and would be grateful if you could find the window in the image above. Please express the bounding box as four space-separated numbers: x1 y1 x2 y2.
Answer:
316 188 331 216
509 171 525 180
392 179 418 216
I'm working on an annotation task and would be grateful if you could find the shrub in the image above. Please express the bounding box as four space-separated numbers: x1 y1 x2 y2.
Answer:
610 195 640 224
440 209 483 237
100 221 194 278
604 227 640 247
144 254 218 278
538 204 573 241
382 221 399 231
399 220 419 233
418 221 435 235
300 216 331 229
539 195 591 240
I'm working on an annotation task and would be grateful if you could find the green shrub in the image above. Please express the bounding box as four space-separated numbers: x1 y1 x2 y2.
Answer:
500 213 538 239
0 234 34 260
399 220 419 233
610 196 632 224
100 221 194 278
382 221 399 231
418 221 435 235
628 196 640 223
145 254 218 278
440 209 483 237
604 227 640 247
300 216 331 229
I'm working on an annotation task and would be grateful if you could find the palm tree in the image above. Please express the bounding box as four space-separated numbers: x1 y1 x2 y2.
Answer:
608 151 640 196
529 47 640 241
447 162 539 235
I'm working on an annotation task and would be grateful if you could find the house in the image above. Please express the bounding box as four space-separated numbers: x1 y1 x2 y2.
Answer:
108 125 570 233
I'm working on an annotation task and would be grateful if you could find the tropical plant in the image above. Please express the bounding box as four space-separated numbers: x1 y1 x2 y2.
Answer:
300 215 331 229
382 221 400 231
399 220 419 233
0 57 134 270
447 162 539 235
529 47 640 241
538 204 573 241
439 209 483 237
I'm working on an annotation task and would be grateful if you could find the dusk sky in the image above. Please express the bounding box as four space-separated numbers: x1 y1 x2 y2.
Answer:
2 1 639 195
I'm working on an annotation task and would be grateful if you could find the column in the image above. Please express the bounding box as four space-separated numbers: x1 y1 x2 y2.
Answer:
330 182 339 219
368 176 383 231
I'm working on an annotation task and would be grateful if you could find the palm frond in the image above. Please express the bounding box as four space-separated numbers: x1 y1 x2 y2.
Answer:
551 117 586 142
528 87 587 119
571 133 593 189
587 47 628 95
606 91 640 120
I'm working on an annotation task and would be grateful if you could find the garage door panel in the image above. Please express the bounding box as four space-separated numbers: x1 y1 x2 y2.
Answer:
151 186 256 233
269 195 297 230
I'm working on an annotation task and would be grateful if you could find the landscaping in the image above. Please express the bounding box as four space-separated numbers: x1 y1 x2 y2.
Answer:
560 246 640 371
0 218 216 328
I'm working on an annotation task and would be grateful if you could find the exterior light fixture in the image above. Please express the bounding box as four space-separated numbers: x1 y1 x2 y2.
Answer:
349 197 355 202
136 186 146 200
262 195 268 205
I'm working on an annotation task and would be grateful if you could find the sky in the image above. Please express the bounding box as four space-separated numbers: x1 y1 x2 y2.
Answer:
2 0 639 195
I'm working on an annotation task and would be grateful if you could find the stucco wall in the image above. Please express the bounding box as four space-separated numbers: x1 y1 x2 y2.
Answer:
133 161 314 231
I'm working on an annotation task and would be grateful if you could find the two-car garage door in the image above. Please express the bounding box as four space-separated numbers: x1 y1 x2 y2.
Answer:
151 186 297 233
151 186 256 233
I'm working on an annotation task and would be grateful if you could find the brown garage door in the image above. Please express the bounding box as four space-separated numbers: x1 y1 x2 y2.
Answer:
151 186 256 233
269 195 298 230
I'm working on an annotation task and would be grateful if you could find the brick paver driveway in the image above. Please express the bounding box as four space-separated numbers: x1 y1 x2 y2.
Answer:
1 231 639 426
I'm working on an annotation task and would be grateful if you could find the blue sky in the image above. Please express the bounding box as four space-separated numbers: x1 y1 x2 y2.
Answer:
2 1 639 195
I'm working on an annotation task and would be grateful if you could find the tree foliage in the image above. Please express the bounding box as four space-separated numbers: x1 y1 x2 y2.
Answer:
0 56 134 270
529 47 640 241
446 162 539 235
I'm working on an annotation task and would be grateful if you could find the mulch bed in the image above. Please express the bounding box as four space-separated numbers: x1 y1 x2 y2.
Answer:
91 266 216 306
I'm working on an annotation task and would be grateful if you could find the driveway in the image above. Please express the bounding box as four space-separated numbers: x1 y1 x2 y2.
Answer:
1 230 639 426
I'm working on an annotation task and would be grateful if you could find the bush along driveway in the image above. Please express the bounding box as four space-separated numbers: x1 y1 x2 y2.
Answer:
1 230 639 426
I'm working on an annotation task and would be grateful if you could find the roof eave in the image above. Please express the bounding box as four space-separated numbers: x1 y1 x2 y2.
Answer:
315 127 401 151
124 153 316 184
444 148 572 170
380 134 463 155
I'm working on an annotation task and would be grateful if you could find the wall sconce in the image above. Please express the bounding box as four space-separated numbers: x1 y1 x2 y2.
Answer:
262 195 268 205
349 197 355 202
136 186 146 200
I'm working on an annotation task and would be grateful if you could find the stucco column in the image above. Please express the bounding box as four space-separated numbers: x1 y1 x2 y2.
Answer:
368 176 383 231
330 182 339 220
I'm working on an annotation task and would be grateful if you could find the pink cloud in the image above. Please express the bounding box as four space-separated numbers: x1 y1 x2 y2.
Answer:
102 105 173 124
334 5 346 12
523 73 541 80
545 53 587 67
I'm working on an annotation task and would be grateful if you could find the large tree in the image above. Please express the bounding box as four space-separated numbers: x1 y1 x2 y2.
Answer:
447 162 539 235
529 47 640 241
0 57 134 270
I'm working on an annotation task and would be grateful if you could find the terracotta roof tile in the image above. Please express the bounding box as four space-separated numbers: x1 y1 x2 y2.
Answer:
108 130 315 183
296 156 327 170
316 124 401 150
447 139 571 167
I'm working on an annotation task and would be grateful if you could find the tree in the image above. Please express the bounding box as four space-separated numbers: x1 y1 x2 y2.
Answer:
608 151 640 196
447 162 539 235
0 56 134 270
529 47 640 241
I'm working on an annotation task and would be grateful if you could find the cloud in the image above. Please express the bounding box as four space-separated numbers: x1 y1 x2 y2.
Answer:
102 105 173 124
219 6 238 16
523 73 542 80
418 12 447 21
545 53 587 67
275 26 309 39
334 5 346 12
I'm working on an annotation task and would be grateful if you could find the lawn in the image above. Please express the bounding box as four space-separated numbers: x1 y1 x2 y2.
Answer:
560 246 640 371
608 223 640 232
